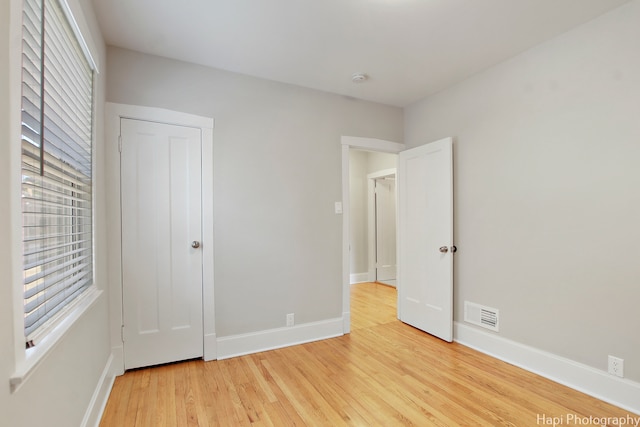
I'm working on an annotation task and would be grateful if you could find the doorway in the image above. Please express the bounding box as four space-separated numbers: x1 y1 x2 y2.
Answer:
347 150 397 286
368 170 397 287
340 136 454 343
341 137 404 334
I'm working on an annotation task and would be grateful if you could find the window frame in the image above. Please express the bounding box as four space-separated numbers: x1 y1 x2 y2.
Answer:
9 0 102 393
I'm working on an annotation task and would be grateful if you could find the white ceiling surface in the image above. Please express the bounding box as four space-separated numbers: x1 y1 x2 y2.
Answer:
94 0 629 107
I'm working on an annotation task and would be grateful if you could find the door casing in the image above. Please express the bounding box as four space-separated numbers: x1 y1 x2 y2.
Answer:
106 103 215 375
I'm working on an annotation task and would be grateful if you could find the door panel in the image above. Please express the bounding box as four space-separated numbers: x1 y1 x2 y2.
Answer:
397 138 453 342
375 177 397 283
121 118 203 369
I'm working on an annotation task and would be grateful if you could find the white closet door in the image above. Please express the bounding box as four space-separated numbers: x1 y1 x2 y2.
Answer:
121 118 203 369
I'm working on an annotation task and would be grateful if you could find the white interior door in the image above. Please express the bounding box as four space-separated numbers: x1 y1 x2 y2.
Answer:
121 118 204 369
397 137 454 342
375 177 397 284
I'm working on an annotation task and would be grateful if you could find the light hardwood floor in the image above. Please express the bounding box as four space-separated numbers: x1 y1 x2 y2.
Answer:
100 282 633 426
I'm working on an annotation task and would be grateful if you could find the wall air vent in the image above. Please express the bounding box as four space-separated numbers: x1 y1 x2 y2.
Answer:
464 301 499 332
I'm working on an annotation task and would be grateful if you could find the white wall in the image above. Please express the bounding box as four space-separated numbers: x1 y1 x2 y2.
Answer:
405 0 640 382
349 150 369 277
366 151 397 175
0 0 112 426
105 47 404 339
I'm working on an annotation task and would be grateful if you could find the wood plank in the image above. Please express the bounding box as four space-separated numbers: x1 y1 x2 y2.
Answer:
100 282 634 426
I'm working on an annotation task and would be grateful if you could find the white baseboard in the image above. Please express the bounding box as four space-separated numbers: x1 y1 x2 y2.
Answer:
454 322 640 415
350 273 369 284
217 317 344 360
81 353 116 427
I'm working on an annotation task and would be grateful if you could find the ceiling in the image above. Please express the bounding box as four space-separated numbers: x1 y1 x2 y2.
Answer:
93 0 629 107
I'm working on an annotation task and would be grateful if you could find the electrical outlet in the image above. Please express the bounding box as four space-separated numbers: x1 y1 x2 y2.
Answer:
286 313 295 327
608 355 624 378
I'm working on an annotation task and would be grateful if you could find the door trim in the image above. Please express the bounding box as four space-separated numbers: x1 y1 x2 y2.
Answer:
341 137 405 333
106 103 216 375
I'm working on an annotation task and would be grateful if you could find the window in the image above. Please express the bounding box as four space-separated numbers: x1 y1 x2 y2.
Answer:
20 0 95 346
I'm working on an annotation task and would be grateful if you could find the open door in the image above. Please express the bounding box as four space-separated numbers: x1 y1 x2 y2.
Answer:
397 137 454 342
374 176 397 284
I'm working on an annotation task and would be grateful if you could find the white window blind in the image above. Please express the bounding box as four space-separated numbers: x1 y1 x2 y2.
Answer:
21 0 95 344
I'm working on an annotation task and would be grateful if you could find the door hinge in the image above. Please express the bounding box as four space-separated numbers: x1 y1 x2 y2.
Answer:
121 325 125 342
118 135 122 153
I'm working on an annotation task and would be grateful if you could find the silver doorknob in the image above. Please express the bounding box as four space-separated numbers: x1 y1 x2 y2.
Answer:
191 241 201 249
439 246 448 253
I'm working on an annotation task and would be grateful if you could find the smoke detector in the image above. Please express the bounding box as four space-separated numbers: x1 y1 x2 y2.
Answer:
351 72 368 83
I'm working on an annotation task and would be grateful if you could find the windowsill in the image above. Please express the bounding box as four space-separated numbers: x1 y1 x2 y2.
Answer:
9 286 103 393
